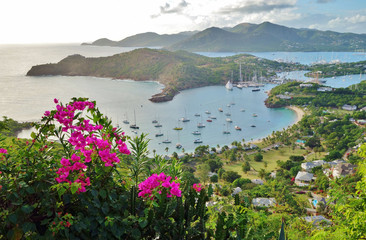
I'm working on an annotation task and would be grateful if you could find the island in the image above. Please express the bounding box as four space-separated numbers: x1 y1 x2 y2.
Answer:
27 48 299 102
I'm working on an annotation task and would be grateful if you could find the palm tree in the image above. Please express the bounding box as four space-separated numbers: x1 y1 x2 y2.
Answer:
258 168 267 180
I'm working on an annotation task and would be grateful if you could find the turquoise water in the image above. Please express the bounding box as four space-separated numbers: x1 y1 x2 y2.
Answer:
0 44 363 155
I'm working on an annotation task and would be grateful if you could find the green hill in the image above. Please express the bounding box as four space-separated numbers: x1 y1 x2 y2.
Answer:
84 21 366 52
26 48 296 102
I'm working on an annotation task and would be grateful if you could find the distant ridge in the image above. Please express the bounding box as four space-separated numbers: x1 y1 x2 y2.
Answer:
84 21 366 52
82 31 197 47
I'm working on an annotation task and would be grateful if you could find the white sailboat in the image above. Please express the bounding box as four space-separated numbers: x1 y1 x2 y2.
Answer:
225 71 234 90
129 110 139 129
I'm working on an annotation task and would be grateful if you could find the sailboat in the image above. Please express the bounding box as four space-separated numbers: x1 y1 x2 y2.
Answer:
129 110 139 129
123 113 129 124
225 71 233 90
223 123 230 134
181 109 190 122
237 62 244 89
162 132 171 143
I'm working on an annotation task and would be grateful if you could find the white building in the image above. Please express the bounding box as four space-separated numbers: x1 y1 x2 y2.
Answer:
342 104 357 111
252 198 276 207
295 171 314 186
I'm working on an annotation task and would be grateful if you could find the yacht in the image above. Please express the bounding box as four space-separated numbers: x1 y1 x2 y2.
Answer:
225 80 233 90
123 120 129 124
218 108 223 112
252 113 258 117
180 117 190 122
173 127 183 130
223 130 230 134
129 110 139 129
176 143 182 149
205 110 211 114
152 120 158 124
235 126 242 131
162 139 171 144
194 139 203 144
252 88 260 92
226 118 232 123
206 119 212 122
192 131 201 135
251 125 256 128
194 113 200 117
225 113 231 116
209 116 217 119
197 123 205 128
155 132 163 137
154 123 162 127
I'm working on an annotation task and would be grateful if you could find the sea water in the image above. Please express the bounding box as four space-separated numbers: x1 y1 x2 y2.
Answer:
0 44 363 155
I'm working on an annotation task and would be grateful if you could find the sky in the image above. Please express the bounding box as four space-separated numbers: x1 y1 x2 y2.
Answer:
1 0 366 44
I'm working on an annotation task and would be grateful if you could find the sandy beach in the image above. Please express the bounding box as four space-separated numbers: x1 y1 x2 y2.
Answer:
286 105 305 124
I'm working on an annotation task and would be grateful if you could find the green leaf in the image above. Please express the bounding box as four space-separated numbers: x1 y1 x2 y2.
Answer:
139 219 148 229
101 202 109 214
99 189 107 199
30 132 36 139
21 205 34 214
58 187 66 198
71 184 79 194
8 213 17 224
22 222 36 233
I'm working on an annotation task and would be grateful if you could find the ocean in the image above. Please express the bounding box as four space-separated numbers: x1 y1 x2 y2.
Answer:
0 44 363 155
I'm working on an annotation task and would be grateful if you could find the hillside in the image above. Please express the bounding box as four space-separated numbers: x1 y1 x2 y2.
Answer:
26 48 297 102
82 31 197 47
85 21 366 52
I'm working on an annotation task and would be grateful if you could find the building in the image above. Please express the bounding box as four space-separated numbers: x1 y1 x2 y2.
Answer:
304 216 331 226
232 187 242 196
333 163 357 178
301 160 326 172
317 87 333 92
252 198 276 207
251 179 264 185
300 83 314 88
295 171 314 186
342 104 357 111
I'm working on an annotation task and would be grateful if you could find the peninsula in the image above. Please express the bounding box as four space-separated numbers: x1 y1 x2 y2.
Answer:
26 48 298 102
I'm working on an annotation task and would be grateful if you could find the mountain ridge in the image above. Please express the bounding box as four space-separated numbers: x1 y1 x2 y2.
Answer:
83 22 366 52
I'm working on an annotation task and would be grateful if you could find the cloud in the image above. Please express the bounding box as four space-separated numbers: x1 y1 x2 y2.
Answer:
151 0 189 18
217 1 295 15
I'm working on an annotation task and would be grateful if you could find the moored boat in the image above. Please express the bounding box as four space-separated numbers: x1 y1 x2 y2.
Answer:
226 118 232 122
192 131 201 135
235 126 242 131
194 139 203 144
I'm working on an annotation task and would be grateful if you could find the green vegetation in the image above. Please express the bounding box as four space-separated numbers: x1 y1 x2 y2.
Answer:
0 116 32 137
308 60 366 78
266 80 366 108
87 21 366 52
27 48 300 102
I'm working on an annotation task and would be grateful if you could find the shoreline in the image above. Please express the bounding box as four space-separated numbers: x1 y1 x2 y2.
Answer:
246 105 305 146
286 105 305 125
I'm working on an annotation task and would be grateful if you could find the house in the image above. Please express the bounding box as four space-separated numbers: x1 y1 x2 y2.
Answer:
301 160 326 172
300 83 313 88
304 216 331 226
270 171 277 179
317 87 333 92
312 197 327 208
295 171 314 186
357 119 366 125
228 145 238 150
342 104 357 111
252 198 276 207
251 179 264 185
276 94 292 100
333 163 357 178
232 187 242 196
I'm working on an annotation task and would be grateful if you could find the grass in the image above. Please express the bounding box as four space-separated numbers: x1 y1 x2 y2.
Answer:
222 146 308 179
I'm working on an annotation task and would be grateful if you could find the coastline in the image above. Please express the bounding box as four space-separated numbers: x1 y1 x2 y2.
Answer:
286 105 305 125
246 105 305 146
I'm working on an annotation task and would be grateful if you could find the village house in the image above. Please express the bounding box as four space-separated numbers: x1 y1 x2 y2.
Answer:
295 171 314 186
304 216 331 226
301 160 326 172
317 87 333 92
300 83 313 88
251 179 264 185
332 163 357 178
342 104 357 111
252 198 276 207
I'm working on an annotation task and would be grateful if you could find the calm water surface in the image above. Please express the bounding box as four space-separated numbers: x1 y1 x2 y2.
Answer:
0 44 362 154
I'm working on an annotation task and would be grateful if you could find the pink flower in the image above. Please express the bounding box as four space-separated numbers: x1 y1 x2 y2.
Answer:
54 98 59 104
0 148 7 154
138 173 181 199
193 183 203 193
44 111 51 116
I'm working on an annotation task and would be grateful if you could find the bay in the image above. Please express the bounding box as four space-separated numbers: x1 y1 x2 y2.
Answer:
0 44 363 155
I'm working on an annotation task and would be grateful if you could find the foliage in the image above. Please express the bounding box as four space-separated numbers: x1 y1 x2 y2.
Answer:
222 171 241 183
254 153 263 162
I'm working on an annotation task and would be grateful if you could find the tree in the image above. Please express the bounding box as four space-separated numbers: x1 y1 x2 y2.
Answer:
242 161 251 173
195 145 209 156
258 169 267 180
207 159 223 172
305 137 321 148
196 163 210 184
210 174 218 183
254 153 263 162
222 171 241 183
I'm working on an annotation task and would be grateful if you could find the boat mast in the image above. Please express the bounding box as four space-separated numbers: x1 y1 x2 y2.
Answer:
239 62 243 82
